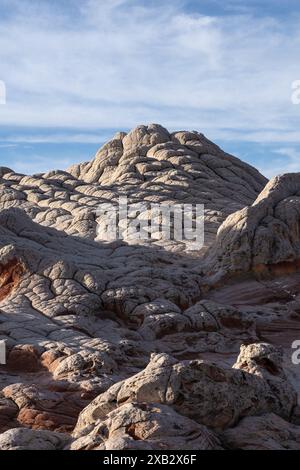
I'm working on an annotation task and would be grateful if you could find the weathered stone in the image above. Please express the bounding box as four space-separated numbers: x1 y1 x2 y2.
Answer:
74 346 296 436
222 413 300 450
70 402 221 450
0 124 299 451
0 428 69 450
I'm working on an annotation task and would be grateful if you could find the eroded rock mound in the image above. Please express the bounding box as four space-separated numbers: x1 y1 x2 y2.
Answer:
205 173 300 282
0 428 69 451
0 124 300 450
0 124 266 250
74 345 296 437
70 402 221 450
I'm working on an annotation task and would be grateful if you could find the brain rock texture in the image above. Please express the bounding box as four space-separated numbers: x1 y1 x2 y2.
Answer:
0 124 300 450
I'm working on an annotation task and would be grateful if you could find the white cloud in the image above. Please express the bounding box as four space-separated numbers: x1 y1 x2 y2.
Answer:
9 155 76 175
0 143 18 148
0 0 299 146
258 147 300 178
0 132 109 144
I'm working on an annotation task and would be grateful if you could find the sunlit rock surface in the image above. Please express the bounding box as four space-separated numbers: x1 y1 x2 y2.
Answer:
0 124 299 450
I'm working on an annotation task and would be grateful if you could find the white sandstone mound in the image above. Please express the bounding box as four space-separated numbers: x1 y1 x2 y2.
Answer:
0 124 299 450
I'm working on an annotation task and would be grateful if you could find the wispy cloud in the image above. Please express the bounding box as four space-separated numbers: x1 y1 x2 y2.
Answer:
0 132 110 144
0 0 300 176
8 154 77 175
257 147 300 178
0 1 299 132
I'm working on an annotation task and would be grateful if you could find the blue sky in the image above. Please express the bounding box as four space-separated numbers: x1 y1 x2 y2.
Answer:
0 0 300 178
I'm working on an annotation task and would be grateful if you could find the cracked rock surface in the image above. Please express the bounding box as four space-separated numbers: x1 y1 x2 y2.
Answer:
0 124 300 450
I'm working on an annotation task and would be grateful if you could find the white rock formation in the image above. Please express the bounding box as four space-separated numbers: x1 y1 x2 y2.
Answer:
0 124 299 450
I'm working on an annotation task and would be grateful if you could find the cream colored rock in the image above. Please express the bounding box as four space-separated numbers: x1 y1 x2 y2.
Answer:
70 402 221 450
1 124 300 451
74 346 296 436
0 428 69 450
205 173 300 282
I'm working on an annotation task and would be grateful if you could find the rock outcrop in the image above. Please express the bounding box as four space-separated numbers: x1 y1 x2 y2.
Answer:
0 428 69 451
204 173 300 282
73 346 296 437
0 124 300 450
70 402 221 450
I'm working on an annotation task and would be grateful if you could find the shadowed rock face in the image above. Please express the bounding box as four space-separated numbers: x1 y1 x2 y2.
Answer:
222 413 300 450
204 173 300 283
0 124 300 450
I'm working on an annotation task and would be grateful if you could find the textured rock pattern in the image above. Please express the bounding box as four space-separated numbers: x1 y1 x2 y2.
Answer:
70 402 221 450
73 348 296 436
222 413 300 450
204 173 300 282
0 124 300 450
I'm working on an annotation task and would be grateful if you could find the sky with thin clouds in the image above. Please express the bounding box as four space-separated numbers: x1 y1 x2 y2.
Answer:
0 0 300 177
